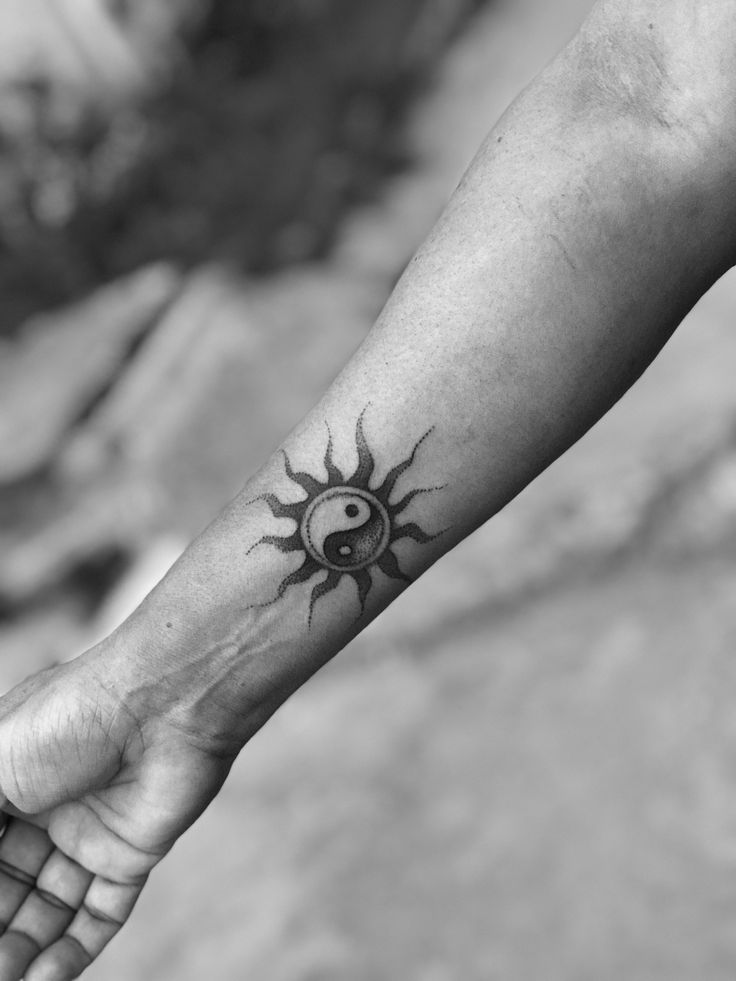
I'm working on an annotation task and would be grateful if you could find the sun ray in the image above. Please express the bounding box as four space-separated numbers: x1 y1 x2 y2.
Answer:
275 558 320 598
247 556 320 613
392 522 443 545
392 485 446 515
244 408 446 626
245 493 304 522
282 450 325 498
323 423 344 484
308 570 341 627
352 568 372 613
375 426 434 502
348 407 376 488
246 532 303 556
377 549 411 584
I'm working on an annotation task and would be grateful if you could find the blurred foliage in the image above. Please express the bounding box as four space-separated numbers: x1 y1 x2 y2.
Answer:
0 0 483 335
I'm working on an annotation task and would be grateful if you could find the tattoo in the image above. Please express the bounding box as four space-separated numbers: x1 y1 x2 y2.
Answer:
247 407 445 625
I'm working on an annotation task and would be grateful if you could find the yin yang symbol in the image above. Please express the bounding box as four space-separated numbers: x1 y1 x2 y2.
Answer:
301 487 390 572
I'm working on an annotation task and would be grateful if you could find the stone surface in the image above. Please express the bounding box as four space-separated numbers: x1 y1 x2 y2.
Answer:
0 263 180 484
0 265 179 612
3 0 736 978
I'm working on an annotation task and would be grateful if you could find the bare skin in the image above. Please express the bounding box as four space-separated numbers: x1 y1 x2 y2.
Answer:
1 2 735 978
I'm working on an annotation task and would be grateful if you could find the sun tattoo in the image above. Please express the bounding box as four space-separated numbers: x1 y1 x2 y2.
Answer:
246 408 445 626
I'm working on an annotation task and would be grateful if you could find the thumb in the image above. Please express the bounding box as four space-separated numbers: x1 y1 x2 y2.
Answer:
0 678 125 814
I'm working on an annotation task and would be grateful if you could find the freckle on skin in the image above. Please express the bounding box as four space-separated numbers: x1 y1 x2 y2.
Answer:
166 622 173 629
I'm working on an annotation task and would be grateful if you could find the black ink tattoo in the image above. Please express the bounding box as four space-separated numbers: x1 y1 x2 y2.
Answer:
247 407 445 625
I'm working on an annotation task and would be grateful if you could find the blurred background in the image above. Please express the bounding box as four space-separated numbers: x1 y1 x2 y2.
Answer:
3 0 736 978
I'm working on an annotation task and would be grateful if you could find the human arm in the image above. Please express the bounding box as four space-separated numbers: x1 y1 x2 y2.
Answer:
106 0 736 752
1 3 735 979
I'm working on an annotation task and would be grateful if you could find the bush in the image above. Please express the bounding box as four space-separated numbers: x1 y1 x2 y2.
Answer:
0 0 484 335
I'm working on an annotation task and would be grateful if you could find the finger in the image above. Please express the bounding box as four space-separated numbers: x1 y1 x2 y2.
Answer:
84 875 144 927
0 842 88 981
0 900 72 979
24 934 90 981
0 821 54 929
0 929 42 980
23 875 146 981
24 907 120 981
36 852 92 912
5 850 92 947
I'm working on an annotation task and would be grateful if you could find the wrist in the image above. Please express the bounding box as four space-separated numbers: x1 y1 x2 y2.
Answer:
87 518 342 759
88 611 283 760
89 420 426 754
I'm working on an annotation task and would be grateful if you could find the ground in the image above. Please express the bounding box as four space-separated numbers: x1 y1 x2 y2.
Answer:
6 0 736 978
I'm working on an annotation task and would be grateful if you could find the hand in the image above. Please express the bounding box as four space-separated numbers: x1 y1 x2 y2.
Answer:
0 656 234 980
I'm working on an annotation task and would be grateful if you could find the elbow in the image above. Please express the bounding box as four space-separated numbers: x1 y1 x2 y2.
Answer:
563 0 736 178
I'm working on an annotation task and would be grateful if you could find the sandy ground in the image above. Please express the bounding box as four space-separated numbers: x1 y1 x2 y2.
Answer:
9 0 736 977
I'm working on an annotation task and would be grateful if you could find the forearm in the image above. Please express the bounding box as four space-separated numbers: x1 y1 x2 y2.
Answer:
93 17 735 755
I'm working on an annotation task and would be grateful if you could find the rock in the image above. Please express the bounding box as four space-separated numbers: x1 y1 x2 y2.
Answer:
0 263 181 485
61 263 375 532
0 471 161 611
60 267 244 476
